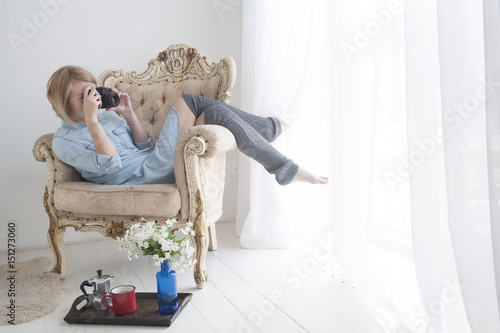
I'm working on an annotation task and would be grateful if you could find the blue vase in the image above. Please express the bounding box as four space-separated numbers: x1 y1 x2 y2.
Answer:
156 261 178 314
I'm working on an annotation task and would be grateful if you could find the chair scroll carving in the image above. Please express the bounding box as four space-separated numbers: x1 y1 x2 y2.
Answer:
184 136 209 287
97 44 236 103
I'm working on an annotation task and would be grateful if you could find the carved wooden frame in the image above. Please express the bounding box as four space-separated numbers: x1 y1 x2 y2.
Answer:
97 43 236 103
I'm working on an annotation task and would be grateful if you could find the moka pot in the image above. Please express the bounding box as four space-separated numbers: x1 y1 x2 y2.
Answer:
80 269 114 311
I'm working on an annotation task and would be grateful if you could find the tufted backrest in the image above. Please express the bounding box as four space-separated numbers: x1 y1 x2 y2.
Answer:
98 44 236 143
114 77 221 142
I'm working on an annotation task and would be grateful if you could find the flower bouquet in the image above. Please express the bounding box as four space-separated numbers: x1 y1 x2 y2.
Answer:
117 219 196 313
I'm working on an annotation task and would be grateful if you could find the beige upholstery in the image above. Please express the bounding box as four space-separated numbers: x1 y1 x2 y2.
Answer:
54 183 181 217
117 75 222 143
33 44 237 288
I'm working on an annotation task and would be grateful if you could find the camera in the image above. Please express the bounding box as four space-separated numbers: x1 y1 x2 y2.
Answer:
96 87 120 109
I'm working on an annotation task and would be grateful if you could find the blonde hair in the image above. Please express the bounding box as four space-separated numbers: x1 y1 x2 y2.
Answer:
46 66 96 127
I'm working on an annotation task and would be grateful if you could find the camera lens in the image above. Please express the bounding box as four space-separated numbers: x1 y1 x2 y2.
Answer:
96 87 120 109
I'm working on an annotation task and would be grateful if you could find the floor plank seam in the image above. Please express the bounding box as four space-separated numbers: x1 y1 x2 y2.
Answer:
206 278 263 333
210 246 311 332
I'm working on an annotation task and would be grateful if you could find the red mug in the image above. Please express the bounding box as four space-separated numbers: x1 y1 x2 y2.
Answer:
102 285 137 315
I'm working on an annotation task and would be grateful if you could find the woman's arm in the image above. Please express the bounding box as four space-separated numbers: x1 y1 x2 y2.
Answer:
84 86 119 157
52 134 122 175
107 87 149 143
87 122 119 157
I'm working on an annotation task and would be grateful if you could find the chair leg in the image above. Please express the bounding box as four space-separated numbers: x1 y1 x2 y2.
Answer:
208 224 218 251
47 228 67 279
191 189 211 288
44 186 67 279
193 230 209 288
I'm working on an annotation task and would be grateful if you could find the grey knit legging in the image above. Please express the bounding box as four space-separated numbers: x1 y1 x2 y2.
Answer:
182 94 299 185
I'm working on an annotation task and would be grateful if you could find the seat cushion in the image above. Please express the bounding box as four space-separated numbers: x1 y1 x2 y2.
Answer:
54 182 181 217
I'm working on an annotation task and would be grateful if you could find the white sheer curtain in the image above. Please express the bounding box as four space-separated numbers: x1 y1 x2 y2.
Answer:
236 0 334 248
238 0 500 332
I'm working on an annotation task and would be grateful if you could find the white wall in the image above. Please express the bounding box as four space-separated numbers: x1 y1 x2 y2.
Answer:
0 0 242 250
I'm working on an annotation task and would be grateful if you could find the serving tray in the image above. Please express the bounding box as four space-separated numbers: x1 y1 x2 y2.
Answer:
64 292 192 327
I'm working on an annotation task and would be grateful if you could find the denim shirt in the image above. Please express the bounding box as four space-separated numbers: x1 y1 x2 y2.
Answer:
53 110 154 185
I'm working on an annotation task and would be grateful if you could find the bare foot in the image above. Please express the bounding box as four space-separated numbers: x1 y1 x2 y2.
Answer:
279 121 292 132
291 167 329 185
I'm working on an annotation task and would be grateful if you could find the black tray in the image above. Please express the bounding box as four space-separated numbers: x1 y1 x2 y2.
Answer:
64 292 192 327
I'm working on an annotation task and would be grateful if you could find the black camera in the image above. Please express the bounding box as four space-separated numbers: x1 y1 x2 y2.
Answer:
96 87 120 109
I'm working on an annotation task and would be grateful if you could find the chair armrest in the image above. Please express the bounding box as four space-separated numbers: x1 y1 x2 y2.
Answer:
179 124 237 158
33 133 84 224
33 133 54 162
33 133 83 184
174 125 236 224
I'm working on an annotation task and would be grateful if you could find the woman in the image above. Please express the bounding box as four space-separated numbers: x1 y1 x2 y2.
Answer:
47 66 328 186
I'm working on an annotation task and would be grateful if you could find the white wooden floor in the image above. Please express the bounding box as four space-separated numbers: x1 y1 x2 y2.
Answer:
1 222 469 333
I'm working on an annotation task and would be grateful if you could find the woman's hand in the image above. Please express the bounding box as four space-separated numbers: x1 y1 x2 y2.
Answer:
106 87 134 118
82 85 118 158
83 86 102 123
105 87 149 143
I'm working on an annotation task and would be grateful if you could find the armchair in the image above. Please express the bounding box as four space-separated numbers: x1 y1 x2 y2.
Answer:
32 44 237 288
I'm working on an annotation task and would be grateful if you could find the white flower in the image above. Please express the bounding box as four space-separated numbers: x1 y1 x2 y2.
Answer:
117 219 195 273
165 219 176 228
